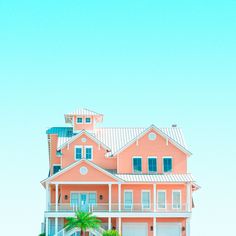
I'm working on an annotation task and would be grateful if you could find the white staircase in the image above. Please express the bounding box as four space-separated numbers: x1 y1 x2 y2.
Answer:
54 226 105 236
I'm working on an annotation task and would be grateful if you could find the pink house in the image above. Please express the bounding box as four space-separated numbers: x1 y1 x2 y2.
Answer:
41 108 199 236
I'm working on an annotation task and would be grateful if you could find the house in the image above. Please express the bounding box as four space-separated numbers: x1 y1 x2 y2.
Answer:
41 108 199 236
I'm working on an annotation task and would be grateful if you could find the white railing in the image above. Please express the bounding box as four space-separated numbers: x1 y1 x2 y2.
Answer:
48 203 188 213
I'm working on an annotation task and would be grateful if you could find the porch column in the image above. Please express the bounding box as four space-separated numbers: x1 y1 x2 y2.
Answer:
108 217 111 230
55 184 59 212
186 218 190 236
55 217 58 235
153 217 156 236
118 183 121 212
186 183 191 212
45 217 49 236
108 184 112 211
153 184 156 212
46 183 50 211
118 217 121 234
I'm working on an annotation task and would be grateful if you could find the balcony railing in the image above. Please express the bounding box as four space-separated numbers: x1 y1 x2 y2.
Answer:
47 203 188 213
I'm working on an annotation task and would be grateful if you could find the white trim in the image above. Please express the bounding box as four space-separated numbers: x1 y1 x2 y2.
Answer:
124 190 133 210
41 159 122 185
85 117 92 124
112 125 192 156
118 183 121 211
55 184 58 211
84 145 93 160
157 190 167 210
172 190 182 209
57 130 111 152
109 184 112 212
132 156 142 173
74 145 83 160
153 184 157 212
153 217 157 236
141 190 151 210
147 156 157 173
76 116 83 124
162 156 173 173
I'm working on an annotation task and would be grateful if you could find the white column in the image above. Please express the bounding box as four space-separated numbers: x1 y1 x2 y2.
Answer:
55 184 59 212
118 183 121 212
45 217 49 236
186 218 190 236
153 217 156 236
118 217 121 234
186 183 191 212
153 184 157 212
109 184 112 211
46 183 49 211
55 217 58 235
108 217 111 230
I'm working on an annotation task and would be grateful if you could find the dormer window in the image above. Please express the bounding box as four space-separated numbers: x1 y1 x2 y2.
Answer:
77 117 83 123
163 156 173 173
85 117 91 123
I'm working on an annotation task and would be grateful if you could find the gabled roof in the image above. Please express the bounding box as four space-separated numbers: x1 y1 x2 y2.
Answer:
47 126 190 155
41 159 122 186
57 129 111 151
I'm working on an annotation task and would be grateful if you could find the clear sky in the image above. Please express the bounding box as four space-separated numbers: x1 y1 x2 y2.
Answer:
0 0 235 235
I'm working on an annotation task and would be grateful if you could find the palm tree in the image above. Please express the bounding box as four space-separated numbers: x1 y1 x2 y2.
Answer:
65 211 101 236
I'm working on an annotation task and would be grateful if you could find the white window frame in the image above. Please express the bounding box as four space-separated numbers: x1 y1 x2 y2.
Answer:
132 156 142 173
124 190 133 210
157 190 167 210
52 164 61 174
162 156 173 173
84 146 93 160
141 190 151 210
172 190 182 209
148 156 157 173
85 117 92 123
74 145 83 160
76 116 83 124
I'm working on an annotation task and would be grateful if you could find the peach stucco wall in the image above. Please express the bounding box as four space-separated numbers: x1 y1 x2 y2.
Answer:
117 129 187 174
73 115 95 131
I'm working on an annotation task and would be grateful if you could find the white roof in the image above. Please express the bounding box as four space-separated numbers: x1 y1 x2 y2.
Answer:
56 127 187 154
114 173 194 182
65 108 103 116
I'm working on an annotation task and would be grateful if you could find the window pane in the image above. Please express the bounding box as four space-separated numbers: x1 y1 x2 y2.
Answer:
158 192 166 209
53 165 61 174
133 158 142 172
71 193 79 206
148 158 157 172
77 117 83 123
163 158 172 172
89 193 97 205
85 147 92 159
142 192 150 209
75 147 82 159
173 191 181 209
85 117 91 123
124 192 133 209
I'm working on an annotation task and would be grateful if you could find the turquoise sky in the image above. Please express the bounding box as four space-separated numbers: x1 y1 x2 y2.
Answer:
0 0 236 235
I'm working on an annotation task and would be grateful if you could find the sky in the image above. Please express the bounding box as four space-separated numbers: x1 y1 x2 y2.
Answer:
0 0 236 235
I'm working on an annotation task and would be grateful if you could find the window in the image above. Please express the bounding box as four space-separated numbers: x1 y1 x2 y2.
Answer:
142 191 150 209
172 190 181 209
85 117 91 123
75 146 83 160
53 165 61 174
148 157 157 172
133 157 142 173
85 146 93 160
157 191 166 209
77 117 83 123
89 193 97 205
70 193 79 206
124 191 133 209
163 157 173 173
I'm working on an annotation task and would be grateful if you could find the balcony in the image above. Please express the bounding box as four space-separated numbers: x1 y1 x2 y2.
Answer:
47 203 189 213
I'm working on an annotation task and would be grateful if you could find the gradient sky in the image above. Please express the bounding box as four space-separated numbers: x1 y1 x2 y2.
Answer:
0 0 236 235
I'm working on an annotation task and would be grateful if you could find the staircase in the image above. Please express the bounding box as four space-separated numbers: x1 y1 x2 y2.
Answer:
54 226 105 236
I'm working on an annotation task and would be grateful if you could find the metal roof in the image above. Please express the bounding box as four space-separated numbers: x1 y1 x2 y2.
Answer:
47 127 188 154
65 108 103 116
114 173 194 182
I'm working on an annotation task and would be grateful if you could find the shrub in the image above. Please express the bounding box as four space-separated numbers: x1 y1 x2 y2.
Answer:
102 230 120 236
39 233 45 236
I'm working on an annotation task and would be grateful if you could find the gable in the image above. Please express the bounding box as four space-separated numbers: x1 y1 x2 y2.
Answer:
47 160 119 183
